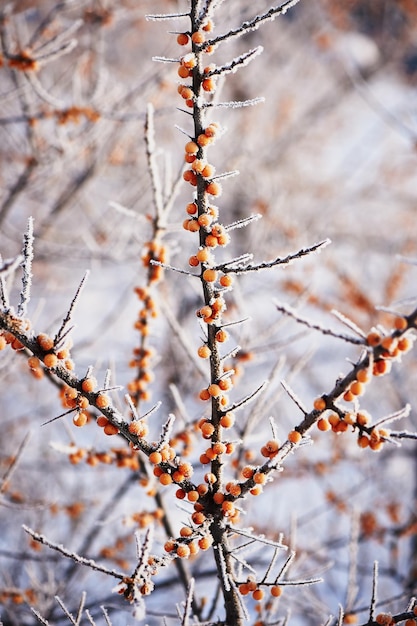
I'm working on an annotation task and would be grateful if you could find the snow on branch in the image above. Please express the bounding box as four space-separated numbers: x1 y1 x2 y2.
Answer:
209 46 264 78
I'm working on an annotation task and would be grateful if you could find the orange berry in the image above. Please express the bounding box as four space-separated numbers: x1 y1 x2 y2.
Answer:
366 331 381 347
215 329 228 342
270 585 282 597
178 65 190 78
201 164 215 178
96 393 110 409
288 430 302 444
317 417 330 431
43 353 58 368
356 369 370 383
357 435 369 448
356 411 370 426
185 141 198 154
159 473 172 486
205 234 218 247
191 511 206 525
220 412 235 428
198 345 211 358
206 181 221 196
198 214 212 228
177 33 189 45
208 383 221 397
149 451 162 465
37 333 54 351
81 377 97 393
198 535 213 550
202 268 217 282
239 583 250 595
180 526 193 537
202 77 215 92
199 305 213 318
197 483 209 495
373 359 391 376
191 31 205 44
180 86 193 100
164 540 176 552
200 422 215 438
181 53 196 69
176 488 186 499
196 247 211 262
313 397 326 411
250 485 263 496
197 133 211 147
96 415 109 427
253 472 266 485
186 202 197 214
252 588 264 601
343 390 354 402
199 388 210 401
176 544 190 558
73 412 88 427
204 472 217 484
394 316 407 330
189 255 199 267
28 356 40 370
187 490 199 502
128 420 148 437
213 491 225 504
350 381 364 396
219 275 233 288
104 423 119 436
241 465 254 479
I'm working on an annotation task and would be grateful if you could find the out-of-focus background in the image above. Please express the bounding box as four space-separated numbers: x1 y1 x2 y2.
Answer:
1 1 417 624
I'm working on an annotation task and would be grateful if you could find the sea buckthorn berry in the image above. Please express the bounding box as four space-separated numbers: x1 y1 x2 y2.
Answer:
198 535 213 550
198 214 212 228
191 511 206 525
177 33 189 45
253 472 267 485
335 420 349 433
164 540 176 552
191 158 206 173
43 353 58 368
149 451 162 465
37 333 54 351
179 86 193 100
242 465 254 479
197 483 209 496
205 234 218 247
212 442 226 455
356 411 370 426
219 275 233 288
343 390 354 402
250 485 263 496
199 388 211 401
215 329 228 343
252 589 264 601
186 202 197 214
204 472 217 484
313 397 326 411
202 19 213 32
128 420 148 437
0 336 6 350
208 384 221 397
357 435 369 448
199 305 212 318
375 614 393 625
356 369 370 383
213 491 225 504
73 412 88 427
201 164 215 178
350 381 364 396
183 170 197 185
202 268 217 282
11 338 24 350
181 53 196 68
191 31 205 44
317 417 330 431
159 473 172 486
196 247 211 262
104 423 119 436
96 394 110 409
206 181 222 196
398 337 413 352
178 65 191 78
288 430 302 444
77 396 89 410
197 133 212 146
176 488 186 499
199 453 210 464
239 583 250 596
176 544 190 558
220 412 235 428
394 316 407 330
187 490 199 502
202 77 215 92
373 359 391 376
200 421 215 438
185 141 198 154
198 345 211 359
205 123 219 137
81 377 97 393
227 483 241 497
219 378 232 391
28 356 41 370
366 331 381 347
180 526 193 538
97 415 109 427
189 255 199 267
270 585 282 597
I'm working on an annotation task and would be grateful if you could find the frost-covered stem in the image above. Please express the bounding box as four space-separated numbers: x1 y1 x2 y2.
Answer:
17 216 34 318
